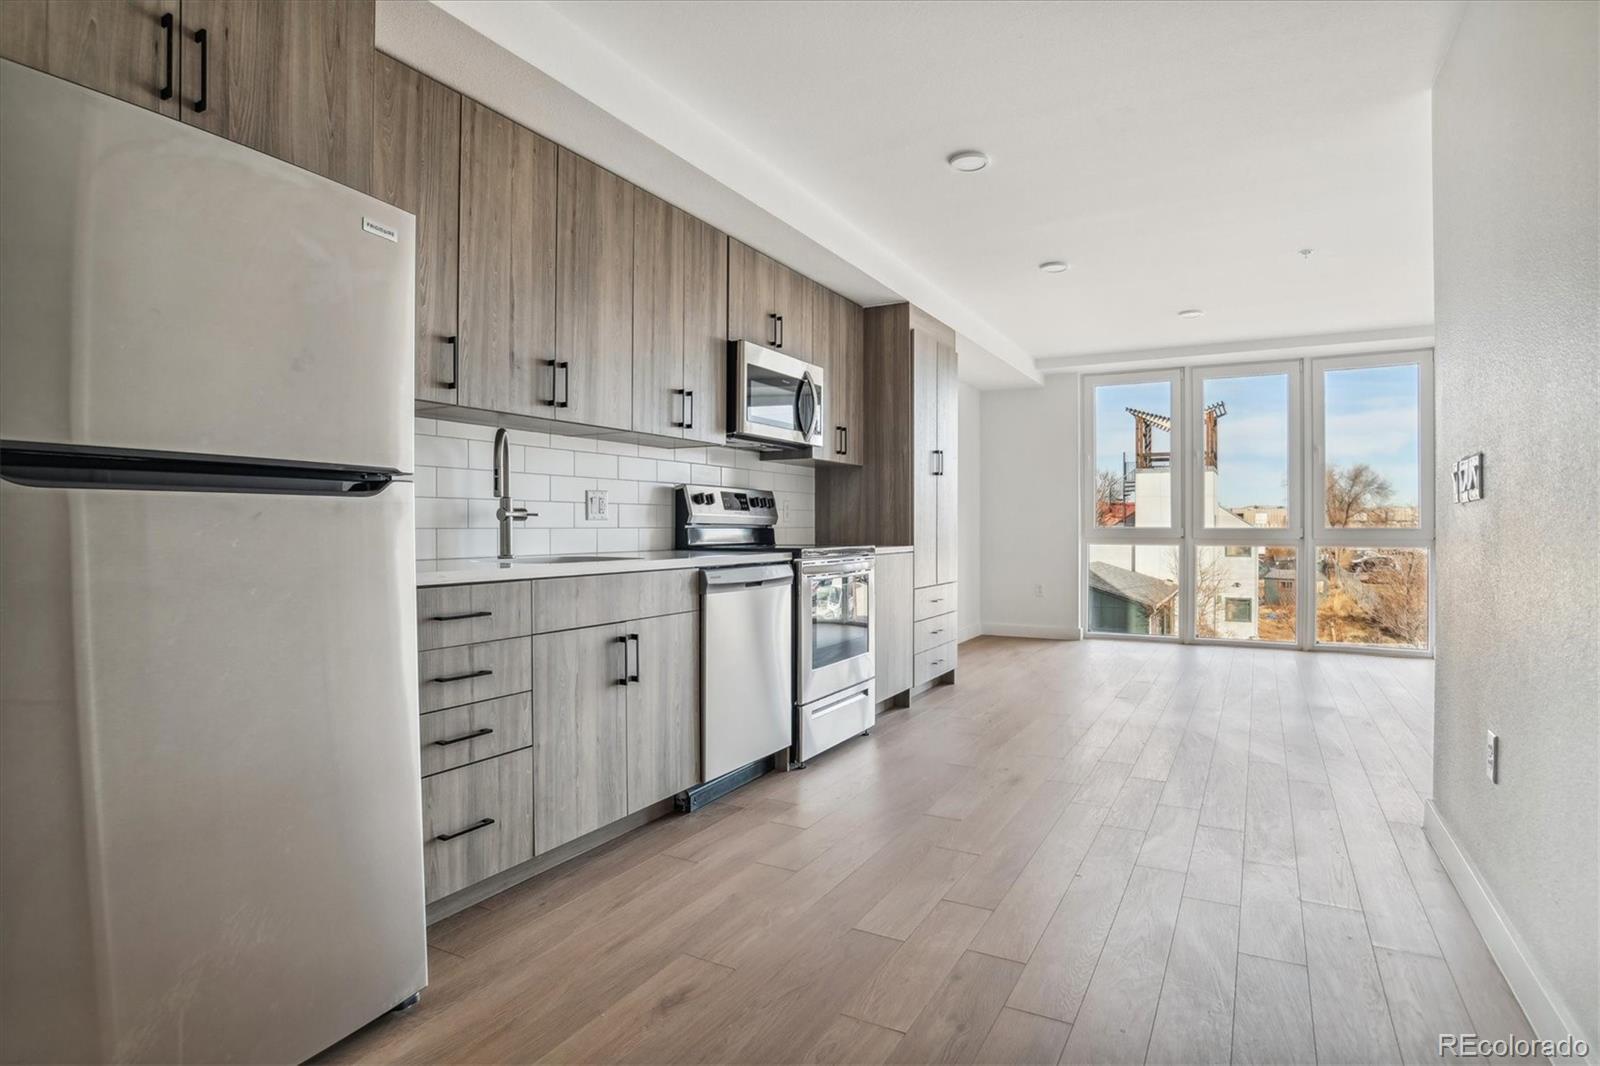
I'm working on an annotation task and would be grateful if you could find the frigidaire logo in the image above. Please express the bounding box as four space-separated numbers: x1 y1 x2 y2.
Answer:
361 217 398 243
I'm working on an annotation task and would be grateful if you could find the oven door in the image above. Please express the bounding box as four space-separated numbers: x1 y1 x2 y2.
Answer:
732 341 825 448
796 555 874 704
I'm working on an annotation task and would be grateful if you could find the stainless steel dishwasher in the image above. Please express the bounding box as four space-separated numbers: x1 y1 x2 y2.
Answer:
700 563 795 786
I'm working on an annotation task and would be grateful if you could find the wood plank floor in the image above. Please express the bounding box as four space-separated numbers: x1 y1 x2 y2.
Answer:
321 637 1537 1065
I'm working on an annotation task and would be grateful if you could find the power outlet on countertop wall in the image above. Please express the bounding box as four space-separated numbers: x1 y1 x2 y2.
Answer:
585 489 608 522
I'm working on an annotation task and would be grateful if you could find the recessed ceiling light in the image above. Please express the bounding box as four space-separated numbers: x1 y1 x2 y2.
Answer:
1177 308 1205 318
1038 260 1070 274
946 150 990 173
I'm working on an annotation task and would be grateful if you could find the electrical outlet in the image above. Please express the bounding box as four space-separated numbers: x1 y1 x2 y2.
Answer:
1033 584 1045 598
1486 730 1498 783
585 489 608 522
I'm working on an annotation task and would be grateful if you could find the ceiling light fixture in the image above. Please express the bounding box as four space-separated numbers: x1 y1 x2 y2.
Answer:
1177 308 1205 318
1038 260 1070 274
1299 248 1315 259
946 150 990 173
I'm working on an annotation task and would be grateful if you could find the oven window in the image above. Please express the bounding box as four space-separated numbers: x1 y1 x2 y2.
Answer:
747 363 800 433
810 572 871 669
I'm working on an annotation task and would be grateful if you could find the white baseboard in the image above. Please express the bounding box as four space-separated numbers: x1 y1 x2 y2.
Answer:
979 621 1082 640
1424 801 1596 1064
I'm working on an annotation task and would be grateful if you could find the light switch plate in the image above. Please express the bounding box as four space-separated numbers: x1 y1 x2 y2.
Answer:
585 489 608 522
1486 729 1498 783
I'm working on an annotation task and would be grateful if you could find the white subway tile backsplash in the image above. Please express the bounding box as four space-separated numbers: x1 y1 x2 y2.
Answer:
524 448 575 476
573 452 618 479
616 456 658 481
414 417 814 559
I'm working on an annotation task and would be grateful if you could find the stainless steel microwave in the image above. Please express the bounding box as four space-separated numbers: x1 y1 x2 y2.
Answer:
729 340 826 450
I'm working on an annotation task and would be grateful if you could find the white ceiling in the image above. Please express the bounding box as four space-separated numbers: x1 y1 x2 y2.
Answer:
391 1 1459 387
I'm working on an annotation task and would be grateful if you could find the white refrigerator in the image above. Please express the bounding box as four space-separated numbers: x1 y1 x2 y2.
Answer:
0 59 427 1063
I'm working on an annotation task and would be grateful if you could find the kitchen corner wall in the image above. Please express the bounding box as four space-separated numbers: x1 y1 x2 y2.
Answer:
414 417 815 559
957 383 983 642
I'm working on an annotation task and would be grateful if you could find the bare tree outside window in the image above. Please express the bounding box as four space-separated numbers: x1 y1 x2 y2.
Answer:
1094 470 1125 526
1325 462 1393 527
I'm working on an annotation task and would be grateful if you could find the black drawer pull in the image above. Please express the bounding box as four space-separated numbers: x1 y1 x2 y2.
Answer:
428 610 493 622
193 27 208 114
159 13 174 100
445 335 459 390
431 669 492 684
435 817 495 842
432 727 493 747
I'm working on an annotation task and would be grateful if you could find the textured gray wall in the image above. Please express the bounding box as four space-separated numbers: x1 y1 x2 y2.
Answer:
1433 0 1599 1044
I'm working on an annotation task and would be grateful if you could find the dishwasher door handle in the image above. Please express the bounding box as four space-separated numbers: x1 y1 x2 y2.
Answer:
702 565 795 589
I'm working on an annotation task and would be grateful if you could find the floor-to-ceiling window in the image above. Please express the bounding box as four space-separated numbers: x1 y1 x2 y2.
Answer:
1082 350 1432 653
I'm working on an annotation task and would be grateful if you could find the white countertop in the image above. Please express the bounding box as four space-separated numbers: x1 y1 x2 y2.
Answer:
417 550 796 586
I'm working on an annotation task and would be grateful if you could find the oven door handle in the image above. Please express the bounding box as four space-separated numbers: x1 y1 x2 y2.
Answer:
800 560 873 576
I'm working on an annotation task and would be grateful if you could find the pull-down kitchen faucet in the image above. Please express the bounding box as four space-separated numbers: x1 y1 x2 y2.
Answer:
493 427 535 560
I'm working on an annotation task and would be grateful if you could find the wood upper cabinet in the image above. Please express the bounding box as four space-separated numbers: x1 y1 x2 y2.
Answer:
632 189 686 437
179 0 374 190
557 148 634 429
531 624 629 856
625 612 700 812
729 239 814 360
935 338 959 584
457 100 557 416
818 288 864 466
372 55 460 406
1 1 180 117
681 212 728 446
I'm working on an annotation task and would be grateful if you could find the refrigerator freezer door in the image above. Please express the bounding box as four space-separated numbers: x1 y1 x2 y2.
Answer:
0 60 414 472
0 479 425 1064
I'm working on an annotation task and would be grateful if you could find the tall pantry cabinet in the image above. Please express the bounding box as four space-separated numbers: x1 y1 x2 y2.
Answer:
815 303 959 693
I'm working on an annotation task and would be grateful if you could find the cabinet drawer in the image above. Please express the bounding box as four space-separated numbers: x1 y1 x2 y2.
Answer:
913 641 957 687
422 749 533 903
417 582 533 649
533 569 698 633
418 637 532 713
913 612 957 654
914 583 957 621
419 693 533 777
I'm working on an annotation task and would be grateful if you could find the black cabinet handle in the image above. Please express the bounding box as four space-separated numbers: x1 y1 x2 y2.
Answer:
776 314 784 348
428 610 491 622
193 28 208 114
430 668 492 684
445 336 459 390
545 359 559 406
769 313 779 347
433 727 493 747
684 389 695 430
435 817 495 842
615 635 630 685
627 633 640 684
557 361 570 408
159 13 174 100
843 426 849 456
671 388 686 428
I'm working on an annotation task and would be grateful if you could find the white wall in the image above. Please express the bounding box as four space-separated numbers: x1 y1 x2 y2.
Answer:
1433 0 1598 1049
979 374 1081 638
414 417 815 559
957 384 983 642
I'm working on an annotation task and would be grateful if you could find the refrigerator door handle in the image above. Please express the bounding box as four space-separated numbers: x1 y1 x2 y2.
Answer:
0 442 402 497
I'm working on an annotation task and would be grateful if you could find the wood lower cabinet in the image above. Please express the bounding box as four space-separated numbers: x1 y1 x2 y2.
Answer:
372 55 460 405
419 693 534 777
530 623 629 855
422 748 534 903
418 636 534 713
557 148 634 429
0 0 180 117
179 0 374 190
874 552 913 700
626 612 700 813
457 99 558 416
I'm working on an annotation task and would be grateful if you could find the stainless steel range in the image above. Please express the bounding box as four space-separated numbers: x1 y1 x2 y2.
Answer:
675 485 876 765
